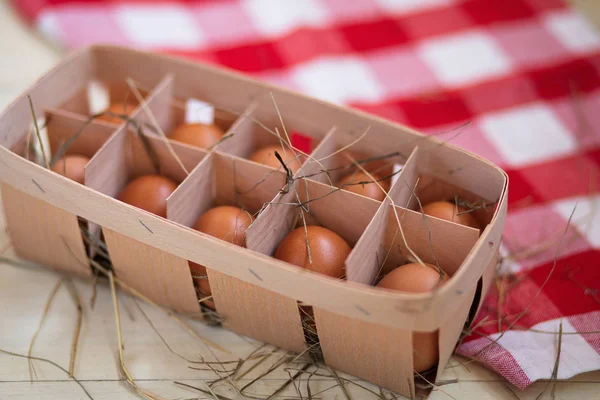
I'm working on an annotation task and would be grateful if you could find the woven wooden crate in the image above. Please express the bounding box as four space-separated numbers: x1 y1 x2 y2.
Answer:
0 46 507 397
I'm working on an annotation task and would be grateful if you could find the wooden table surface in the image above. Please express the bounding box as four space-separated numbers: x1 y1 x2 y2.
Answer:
1 0 599 398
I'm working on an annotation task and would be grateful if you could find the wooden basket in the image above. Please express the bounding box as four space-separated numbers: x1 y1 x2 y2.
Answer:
0 46 507 397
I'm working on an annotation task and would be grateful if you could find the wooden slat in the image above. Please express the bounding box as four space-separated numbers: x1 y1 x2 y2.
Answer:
103 228 200 314
314 307 415 397
1 183 90 277
208 269 306 353
436 285 477 382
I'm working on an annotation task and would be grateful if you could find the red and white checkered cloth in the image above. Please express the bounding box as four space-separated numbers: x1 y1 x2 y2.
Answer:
11 0 600 389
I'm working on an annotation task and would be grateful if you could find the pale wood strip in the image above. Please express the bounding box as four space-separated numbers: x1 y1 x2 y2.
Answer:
314 307 415 397
103 228 200 314
1 183 90 277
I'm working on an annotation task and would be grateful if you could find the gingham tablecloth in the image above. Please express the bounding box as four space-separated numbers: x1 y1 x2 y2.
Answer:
11 0 600 390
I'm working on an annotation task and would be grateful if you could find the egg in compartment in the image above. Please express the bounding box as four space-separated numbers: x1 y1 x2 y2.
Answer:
249 145 304 175
96 101 137 124
335 151 395 202
117 174 178 218
189 206 254 309
376 262 449 373
169 122 224 149
421 200 480 231
337 170 390 202
51 154 90 184
274 224 352 335
274 225 352 279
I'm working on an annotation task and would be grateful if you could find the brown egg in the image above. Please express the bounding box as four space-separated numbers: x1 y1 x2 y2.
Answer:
97 102 137 124
190 206 254 309
249 145 303 175
377 263 449 372
51 154 89 184
274 226 351 278
117 174 178 218
421 201 479 230
337 171 389 201
169 122 224 149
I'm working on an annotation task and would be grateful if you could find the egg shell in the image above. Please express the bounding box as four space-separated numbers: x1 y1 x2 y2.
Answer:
376 262 449 373
421 200 480 230
189 206 254 310
97 102 137 124
337 171 389 201
51 154 89 184
249 145 303 175
117 174 178 218
274 226 351 278
169 122 224 149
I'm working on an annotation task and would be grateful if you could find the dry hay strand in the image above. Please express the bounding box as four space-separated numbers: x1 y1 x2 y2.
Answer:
27 277 62 381
27 95 49 169
64 278 84 377
108 271 166 400
0 347 93 399
413 370 457 400
535 320 563 400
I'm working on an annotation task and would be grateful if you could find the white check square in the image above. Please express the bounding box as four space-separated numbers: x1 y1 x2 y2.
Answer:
479 104 578 167
291 56 384 104
418 31 512 86
377 0 452 14
544 10 600 54
115 5 203 49
242 0 328 36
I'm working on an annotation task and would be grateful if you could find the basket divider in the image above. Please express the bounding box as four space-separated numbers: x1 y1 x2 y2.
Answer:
129 74 175 135
388 146 420 209
44 108 117 160
213 101 259 158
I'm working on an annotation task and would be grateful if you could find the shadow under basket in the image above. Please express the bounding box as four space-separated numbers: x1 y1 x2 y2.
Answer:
0 45 508 398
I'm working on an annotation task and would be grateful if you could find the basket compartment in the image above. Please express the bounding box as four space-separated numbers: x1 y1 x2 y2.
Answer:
167 151 307 351
84 91 209 313
302 125 408 193
246 175 381 356
57 79 152 122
